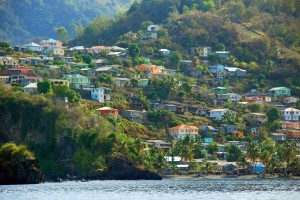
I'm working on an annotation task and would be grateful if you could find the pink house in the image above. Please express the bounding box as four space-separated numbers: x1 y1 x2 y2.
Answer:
281 121 300 130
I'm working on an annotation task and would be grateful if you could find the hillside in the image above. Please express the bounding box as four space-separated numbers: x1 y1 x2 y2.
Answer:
71 0 300 88
0 0 134 45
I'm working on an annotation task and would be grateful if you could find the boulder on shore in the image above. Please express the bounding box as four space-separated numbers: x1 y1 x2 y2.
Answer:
0 143 44 185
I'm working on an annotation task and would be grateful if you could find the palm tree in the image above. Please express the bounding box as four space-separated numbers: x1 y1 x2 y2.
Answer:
259 138 276 173
280 141 298 173
246 142 259 163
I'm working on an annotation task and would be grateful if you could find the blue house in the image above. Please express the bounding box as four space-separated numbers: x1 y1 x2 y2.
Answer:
252 163 265 173
209 65 225 73
203 137 213 143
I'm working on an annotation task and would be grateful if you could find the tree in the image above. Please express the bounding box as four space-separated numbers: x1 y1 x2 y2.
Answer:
246 142 259 163
247 103 264 113
226 144 243 162
280 141 298 172
37 80 51 94
98 73 114 85
168 51 182 69
201 0 215 12
206 142 220 155
53 84 81 103
267 107 281 123
56 26 68 43
0 40 10 49
128 43 140 58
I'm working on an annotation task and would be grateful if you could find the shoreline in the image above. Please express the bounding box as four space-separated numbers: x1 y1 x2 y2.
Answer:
161 174 300 180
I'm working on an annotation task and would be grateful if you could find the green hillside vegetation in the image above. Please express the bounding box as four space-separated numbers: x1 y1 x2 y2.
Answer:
0 0 134 44
71 0 300 89
0 83 161 178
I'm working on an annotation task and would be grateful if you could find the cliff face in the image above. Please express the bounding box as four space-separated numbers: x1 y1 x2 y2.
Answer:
87 153 162 180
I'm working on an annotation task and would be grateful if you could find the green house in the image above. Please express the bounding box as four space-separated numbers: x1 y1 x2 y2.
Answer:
62 74 90 89
268 87 291 97
71 63 90 71
213 87 227 94
138 79 149 87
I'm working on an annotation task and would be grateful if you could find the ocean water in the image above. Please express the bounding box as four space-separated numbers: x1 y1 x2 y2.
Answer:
1 178 300 200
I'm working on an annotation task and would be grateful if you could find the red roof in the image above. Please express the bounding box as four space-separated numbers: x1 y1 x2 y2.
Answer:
9 66 33 71
24 76 42 79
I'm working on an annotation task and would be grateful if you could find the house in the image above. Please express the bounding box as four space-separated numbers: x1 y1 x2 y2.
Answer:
40 39 62 48
222 163 237 174
220 124 238 134
71 63 89 71
0 76 10 83
164 104 177 112
158 49 170 57
209 65 225 75
49 79 69 87
243 113 267 126
0 56 18 67
20 42 42 52
281 121 300 130
137 64 160 76
69 46 85 52
252 163 265 173
145 140 170 151
138 79 149 87
269 133 286 142
53 47 64 56
169 124 198 140
120 110 148 124
90 87 111 102
224 67 247 77
78 68 94 76
227 93 241 102
166 69 177 76
87 46 111 54
213 87 227 94
114 77 130 87
96 106 118 118
199 126 218 135
190 47 212 57
95 67 117 75
284 97 299 104
180 60 193 69
284 130 300 138
45 65 60 71
21 75 42 86
182 69 203 78
8 66 34 75
242 96 271 104
209 109 235 121
281 107 300 121
92 59 109 67
203 138 213 143
23 83 38 93
215 51 230 59
147 25 161 32
233 131 244 138
138 32 158 41
62 74 90 89
268 87 291 97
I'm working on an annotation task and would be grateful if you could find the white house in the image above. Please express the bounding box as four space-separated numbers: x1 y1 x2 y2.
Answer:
227 93 241 102
21 42 42 52
114 77 130 87
90 87 111 102
281 107 300 121
224 67 247 77
147 25 161 32
158 49 170 57
24 83 37 93
284 97 299 104
209 108 235 120
168 124 198 140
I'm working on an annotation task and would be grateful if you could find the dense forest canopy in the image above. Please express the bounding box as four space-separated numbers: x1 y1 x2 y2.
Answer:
0 0 134 45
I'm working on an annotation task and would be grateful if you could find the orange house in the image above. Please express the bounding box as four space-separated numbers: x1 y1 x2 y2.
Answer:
96 106 119 118
137 64 160 75
233 131 244 138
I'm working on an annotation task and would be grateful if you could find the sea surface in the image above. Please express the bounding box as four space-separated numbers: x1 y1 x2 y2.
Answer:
1 178 300 200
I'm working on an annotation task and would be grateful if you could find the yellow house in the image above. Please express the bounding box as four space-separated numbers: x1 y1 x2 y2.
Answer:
53 48 65 56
